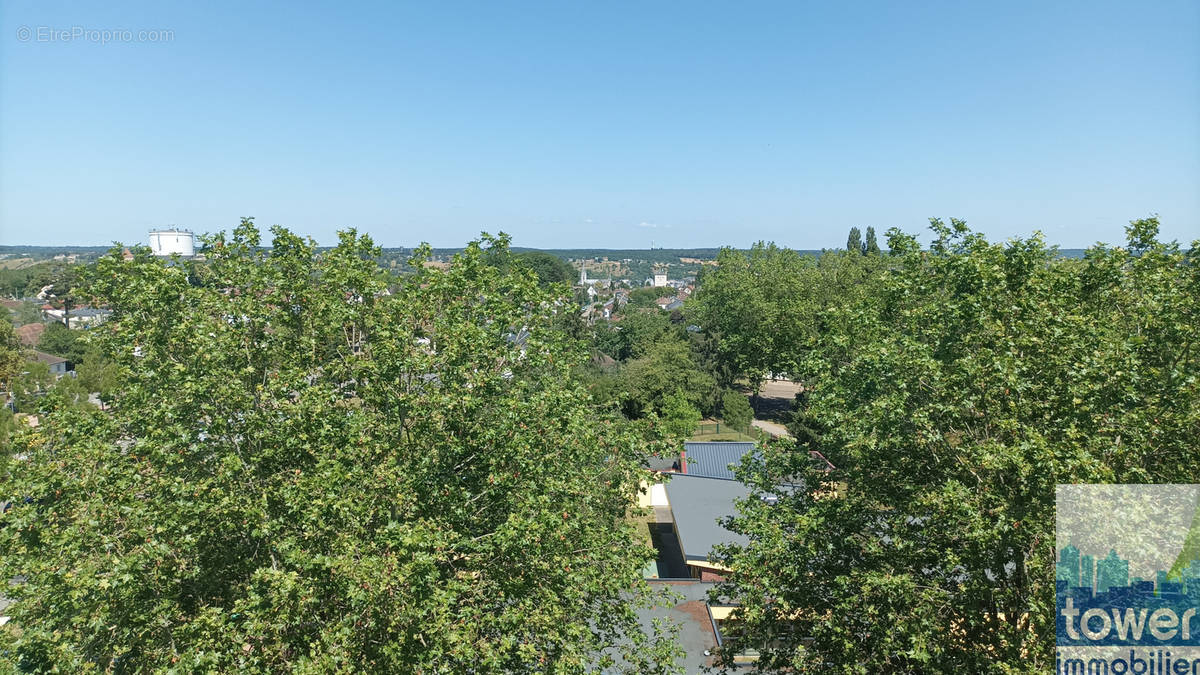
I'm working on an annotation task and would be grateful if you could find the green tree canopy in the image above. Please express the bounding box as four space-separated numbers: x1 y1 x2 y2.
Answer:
618 337 716 419
864 226 881 255
74 346 122 403
719 390 753 433
626 286 667 309
616 310 676 361
687 243 886 390
11 360 53 412
659 390 701 440
10 301 43 326
846 227 863 255
0 220 679 673
714 217 1200 672
0 318 26 391
497 250 577 288
35 321 86 364
484 249 578 289
0 262 53 298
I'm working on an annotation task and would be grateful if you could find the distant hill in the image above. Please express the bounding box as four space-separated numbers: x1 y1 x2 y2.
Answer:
0 245 112 258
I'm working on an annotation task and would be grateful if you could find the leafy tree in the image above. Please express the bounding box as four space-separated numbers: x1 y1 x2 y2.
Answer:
619 310 676 360
513 251 577 288
864 226 881 255
687 243 809 389
74 346 122 403
626 286 667 309
0 406 14 455
575 362 626 411
619 338 716 419
10 301 43 326
47 366 91 408
591 323 627 362
487 249 576 289
720 390 753 433
659 390 701 439
11 361 54 412
589 311 675 364
846 227 863 255
688 243 885 392
28 263 80 315
0 262 52 298
713 217 1200 673
0 220 681 673
35 321 86 364
0 317 25 379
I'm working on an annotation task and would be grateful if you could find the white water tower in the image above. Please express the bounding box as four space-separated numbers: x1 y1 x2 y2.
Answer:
148 228 196 257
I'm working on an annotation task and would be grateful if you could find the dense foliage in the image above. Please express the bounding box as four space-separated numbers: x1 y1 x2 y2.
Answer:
712 218 1199 673
719 390 753 433
0 319 25 392
687 243 886 390
35 322 86 365
488 250 577 289
8 301 42 326
0 262 57 299
0 221 680 673
582 307 722 426
658 390 701 440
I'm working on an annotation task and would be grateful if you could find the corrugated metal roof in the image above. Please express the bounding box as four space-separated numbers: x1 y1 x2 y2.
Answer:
683 442 756 480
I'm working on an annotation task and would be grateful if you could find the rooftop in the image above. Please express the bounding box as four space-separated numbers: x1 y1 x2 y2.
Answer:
683 441 755 481
664 474 752 565
599 580 719 673
15 323 45 347
33 350 67 366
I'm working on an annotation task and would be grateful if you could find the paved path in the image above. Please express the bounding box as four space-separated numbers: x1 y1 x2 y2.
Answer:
751 418 791 438
757 379 802 399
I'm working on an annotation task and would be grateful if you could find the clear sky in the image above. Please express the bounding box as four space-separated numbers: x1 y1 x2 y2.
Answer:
1 1 1197 249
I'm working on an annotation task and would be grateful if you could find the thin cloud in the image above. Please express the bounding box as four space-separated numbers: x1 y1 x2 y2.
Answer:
636 221 672 229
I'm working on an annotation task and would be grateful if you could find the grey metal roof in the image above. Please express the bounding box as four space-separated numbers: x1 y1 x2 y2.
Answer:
684 441 837 481
645 452 676 472
683 441 756 480
664 474 751 563
595 581 719 673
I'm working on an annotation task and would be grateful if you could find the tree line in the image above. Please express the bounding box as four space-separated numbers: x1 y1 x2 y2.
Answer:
3 216 1195 672
1 222 681 673
689 217 1198 672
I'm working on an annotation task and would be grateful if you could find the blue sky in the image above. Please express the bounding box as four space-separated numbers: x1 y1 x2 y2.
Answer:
1 1 1197 249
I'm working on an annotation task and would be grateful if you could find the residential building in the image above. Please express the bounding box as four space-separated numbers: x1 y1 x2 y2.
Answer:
662 474 752 581
33 350 70 376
